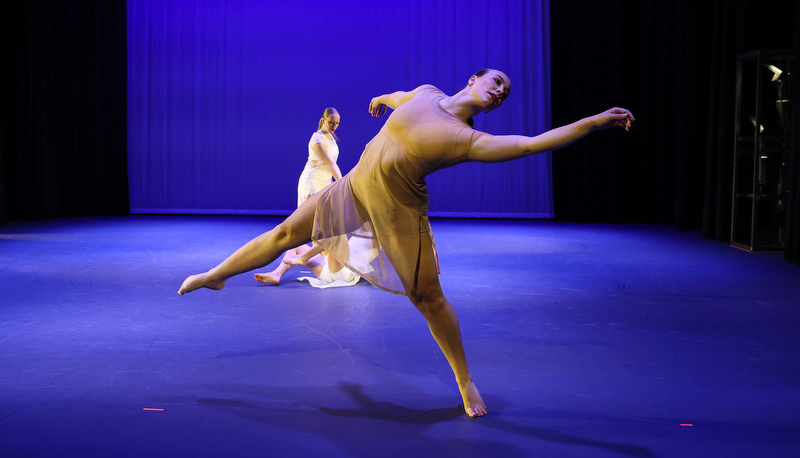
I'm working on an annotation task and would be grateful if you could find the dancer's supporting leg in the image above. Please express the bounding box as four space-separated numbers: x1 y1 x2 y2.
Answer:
409 231 486 418
178 194 320 294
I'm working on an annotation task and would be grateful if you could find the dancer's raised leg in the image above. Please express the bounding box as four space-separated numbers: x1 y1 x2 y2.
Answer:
178 194 320 294
408 232 486 417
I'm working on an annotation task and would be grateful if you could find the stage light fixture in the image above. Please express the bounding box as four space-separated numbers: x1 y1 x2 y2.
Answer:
764 62 791 134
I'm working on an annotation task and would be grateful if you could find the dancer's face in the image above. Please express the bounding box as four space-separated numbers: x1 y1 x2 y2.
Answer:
321 114 340 134
469 70 511 113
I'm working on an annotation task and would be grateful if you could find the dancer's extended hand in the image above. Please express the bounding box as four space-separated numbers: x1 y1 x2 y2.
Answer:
592 107 635 131
369 97 388 117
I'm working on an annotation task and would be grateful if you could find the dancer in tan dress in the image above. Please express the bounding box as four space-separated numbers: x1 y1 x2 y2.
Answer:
179 69 634 417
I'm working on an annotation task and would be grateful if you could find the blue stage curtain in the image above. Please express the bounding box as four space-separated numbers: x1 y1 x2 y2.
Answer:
128 0 552 218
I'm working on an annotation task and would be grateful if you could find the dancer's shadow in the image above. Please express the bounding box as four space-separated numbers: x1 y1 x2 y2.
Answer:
478 415 656 457
316 382 655 457
193 383 525 457
315 382 463 424
193 381 655 457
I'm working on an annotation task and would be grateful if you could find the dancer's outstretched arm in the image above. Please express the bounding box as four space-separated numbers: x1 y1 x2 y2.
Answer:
469 107 634 163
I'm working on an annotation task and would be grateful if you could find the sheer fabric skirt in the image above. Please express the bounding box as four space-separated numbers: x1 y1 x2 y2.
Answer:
311 173 439 297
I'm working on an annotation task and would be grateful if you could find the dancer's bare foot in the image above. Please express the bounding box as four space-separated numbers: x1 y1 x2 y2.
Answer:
460 380 487 417
178 272 225 295
254 272 281 285
282 254 308 267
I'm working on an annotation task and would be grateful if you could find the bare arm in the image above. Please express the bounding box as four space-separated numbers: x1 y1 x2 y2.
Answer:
469 108 635 163
311 142 343 181
368 84 433 117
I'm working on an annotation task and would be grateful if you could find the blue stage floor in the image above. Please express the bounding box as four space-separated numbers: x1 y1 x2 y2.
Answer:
1 216 799 457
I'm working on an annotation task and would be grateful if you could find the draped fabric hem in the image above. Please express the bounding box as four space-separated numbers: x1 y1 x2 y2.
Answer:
310 174 434 297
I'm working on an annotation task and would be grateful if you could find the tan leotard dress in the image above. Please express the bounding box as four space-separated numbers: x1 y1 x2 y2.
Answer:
311 86 485 296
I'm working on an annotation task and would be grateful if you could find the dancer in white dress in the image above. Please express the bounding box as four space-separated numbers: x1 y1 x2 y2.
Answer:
254 107 361 287
297 107 343 206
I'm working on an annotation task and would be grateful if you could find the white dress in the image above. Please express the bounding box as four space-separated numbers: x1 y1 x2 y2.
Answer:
295 130 362 288
297 260 361 288
297 131 339 207
297 235 378 289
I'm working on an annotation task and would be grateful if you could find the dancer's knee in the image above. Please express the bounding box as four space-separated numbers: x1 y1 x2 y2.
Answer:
272 222 309 248
409 290 448 317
